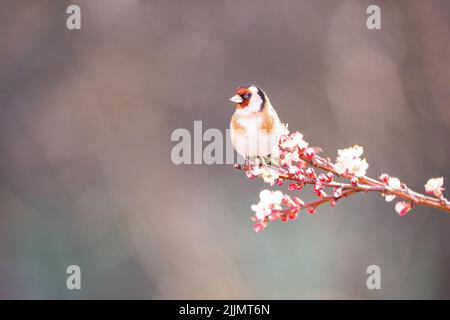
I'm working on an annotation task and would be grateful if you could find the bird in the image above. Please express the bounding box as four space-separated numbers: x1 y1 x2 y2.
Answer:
229 85 285 165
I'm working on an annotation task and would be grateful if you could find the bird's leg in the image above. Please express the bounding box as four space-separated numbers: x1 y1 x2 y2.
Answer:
259 156 269 168
267 154 272 166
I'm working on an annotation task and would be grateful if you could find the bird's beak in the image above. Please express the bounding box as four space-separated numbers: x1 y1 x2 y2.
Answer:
229 95 243 104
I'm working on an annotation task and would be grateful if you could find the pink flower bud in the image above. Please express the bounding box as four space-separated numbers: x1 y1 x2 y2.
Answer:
281 215 288 222
330 200 337 207
288 166 297 175
307 207 316 214
379 173 390 184
350 177 358 185
288 183 297 191
313 182 323 192
318 174 328 183
326 172 334 182
288 208 298 220
305 167 316 179
395 201 412 216
305 147 316 159
298 174 307 182
333 187 343 199
276 179 283 186
253 222 267 232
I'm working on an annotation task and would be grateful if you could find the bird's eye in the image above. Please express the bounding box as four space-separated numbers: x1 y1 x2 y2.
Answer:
242 93 251 100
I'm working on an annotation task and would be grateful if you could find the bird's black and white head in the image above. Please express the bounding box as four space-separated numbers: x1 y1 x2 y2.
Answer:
229 84 267 114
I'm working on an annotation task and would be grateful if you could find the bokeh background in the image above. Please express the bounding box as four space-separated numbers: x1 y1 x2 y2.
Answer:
0 0 449 299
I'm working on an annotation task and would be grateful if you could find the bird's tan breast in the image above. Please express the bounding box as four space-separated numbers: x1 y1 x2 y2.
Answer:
230 114 248 139
231 109 277 135
261 109 275 133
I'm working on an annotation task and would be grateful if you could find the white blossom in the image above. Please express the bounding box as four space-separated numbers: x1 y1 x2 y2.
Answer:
425 177 444 198
251 190 283 221
280 132 308 150
261 168 279 186
384 177 401 202
334 145 369 177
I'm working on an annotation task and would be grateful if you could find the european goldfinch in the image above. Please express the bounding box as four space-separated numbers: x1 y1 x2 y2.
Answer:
229 85 284 163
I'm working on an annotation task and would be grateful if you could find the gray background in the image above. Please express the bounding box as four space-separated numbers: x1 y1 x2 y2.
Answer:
0 0 449 298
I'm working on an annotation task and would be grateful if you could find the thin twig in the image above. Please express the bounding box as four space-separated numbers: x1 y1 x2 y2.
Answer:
235 153 450 214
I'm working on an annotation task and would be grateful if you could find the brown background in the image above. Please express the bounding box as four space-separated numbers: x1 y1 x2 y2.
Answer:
0 0 449 298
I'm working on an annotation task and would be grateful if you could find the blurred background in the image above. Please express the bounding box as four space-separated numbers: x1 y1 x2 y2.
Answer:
0 0 449 299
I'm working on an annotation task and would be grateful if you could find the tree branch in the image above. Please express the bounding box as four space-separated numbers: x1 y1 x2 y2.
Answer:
234 132 450 232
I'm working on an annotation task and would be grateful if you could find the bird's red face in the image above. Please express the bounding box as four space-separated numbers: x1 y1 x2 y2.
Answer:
230 87 252 109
